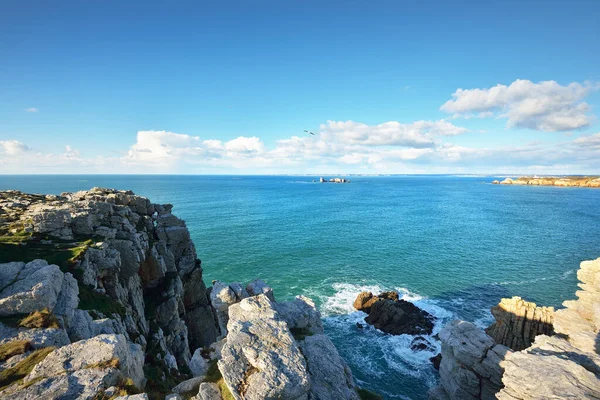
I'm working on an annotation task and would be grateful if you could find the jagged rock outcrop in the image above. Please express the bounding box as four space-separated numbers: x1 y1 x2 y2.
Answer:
432 257 600 400
497 335 600 399
0 334 144 399
497 257 600 399
429 320 512 400
0 189 362 400
485 296 554 351
218 293 360 400
299 334 360 400
1 188 218 367
218 294 311 399
354 291 434 335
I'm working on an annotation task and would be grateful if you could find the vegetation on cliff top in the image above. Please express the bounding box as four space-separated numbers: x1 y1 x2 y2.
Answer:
0 346 55 391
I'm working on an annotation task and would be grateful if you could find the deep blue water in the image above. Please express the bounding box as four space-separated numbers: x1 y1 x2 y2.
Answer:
2 175 599 399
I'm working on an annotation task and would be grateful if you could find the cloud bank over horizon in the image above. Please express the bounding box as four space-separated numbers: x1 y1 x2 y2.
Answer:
2 79 600 175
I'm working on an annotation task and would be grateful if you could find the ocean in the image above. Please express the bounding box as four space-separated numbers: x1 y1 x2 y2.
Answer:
1 175 599 399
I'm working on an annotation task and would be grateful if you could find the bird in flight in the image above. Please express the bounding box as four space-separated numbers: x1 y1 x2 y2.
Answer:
304 130 315 135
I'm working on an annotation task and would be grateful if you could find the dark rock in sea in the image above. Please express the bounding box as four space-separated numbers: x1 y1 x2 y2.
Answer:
354 291 435 335
353 291 398 313
410 335 435 352
430 354 442 370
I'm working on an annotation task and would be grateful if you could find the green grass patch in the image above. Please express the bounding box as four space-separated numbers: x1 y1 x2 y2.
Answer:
0 346 55 391
0 309 60 330
357 388 383 400
0 340 32 362
203 360 234 400
0 238 92 273
84 357 120 370
78 285 126 319
18 309 60 329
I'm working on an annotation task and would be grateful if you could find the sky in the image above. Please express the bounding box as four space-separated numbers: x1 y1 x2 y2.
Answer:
1 0 600 175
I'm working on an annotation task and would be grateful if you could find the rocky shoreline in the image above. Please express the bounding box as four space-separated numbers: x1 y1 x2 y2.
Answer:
0 189 364 400
492 176 600 187
1 188 598 399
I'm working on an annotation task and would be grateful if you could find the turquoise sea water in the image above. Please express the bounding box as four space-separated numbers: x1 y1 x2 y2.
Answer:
2 175 599 399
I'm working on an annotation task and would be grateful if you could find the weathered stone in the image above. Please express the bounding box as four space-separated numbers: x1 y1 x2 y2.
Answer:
364 297 434 335
498 335 600 399
0 260 64 316
245 279 275 301
485 296 554 351
196 382 222 400
430 320 511 400
190 348 209 377
172 376 206 394
218 294 310 400
26 333 145 389
274 295 324 335
210 281 248 336
299 334 360 400
353 291 398 313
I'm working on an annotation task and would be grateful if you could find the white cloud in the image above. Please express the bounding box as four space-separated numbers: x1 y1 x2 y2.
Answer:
573 132 600 148
441 79 598 131
25 108 38 113
320 119 468 148
0 140 30 155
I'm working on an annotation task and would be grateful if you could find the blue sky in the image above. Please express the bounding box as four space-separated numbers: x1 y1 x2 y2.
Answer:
1 0 600 174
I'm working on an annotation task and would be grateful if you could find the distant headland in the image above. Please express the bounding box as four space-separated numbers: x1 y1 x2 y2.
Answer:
492 176 600 188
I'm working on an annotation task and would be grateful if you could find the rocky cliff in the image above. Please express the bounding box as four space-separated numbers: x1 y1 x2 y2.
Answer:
430 257 600 400
0 188 362 400
492 176 600 187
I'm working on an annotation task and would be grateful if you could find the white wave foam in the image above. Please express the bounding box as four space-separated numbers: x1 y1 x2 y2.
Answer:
494 269 575 286
319 282 454 389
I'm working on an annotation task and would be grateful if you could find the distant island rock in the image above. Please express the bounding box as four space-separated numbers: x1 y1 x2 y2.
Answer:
492 176 600 187
319 177 350 183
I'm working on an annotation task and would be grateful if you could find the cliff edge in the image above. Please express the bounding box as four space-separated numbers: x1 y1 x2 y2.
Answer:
0 188 361 399
430 257 600 400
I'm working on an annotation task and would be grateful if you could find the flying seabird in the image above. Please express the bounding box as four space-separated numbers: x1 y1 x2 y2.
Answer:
304 130 315 135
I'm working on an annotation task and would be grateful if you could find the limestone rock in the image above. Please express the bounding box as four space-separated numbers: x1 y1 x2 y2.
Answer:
196 382 222 400
430 320 512 400
497 335 600 399
0 260 64 316
0 324 70 348
218 294 310 400
114 395 149 400
274 295 324 335
172 376 206 394
246 279 275 301
210 281 249 336
189 348 209 377
485 296 554 351
299 334 360 400
26 333 145 389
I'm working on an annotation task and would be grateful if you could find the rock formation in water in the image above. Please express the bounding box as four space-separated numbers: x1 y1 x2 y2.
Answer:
0 189 361 399
354 291 435 335
428 320 512 400
485 296 554 351
430 257 600 400
493 176 600 187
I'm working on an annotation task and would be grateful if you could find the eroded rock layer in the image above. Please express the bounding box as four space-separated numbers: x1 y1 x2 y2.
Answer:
485 296 554 351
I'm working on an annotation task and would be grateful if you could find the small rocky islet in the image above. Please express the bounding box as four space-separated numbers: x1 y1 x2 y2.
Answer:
0 188 598 399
